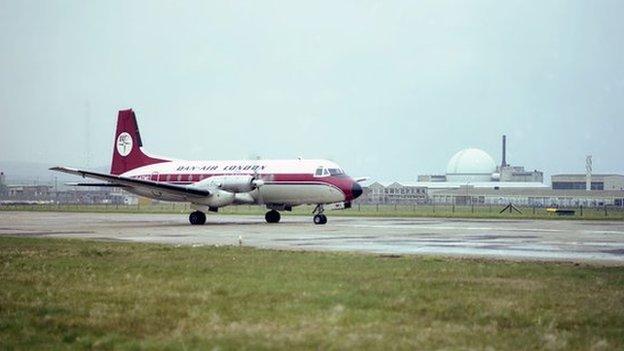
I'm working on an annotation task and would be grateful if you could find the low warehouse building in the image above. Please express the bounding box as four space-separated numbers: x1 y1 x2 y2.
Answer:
551 174 624 191
359 182 428 204
431 186 624 207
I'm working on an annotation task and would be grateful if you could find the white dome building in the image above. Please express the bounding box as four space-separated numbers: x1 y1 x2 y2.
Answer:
445 148 497 183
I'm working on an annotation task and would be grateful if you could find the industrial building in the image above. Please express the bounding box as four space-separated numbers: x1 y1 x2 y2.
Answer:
0 171 136 205
357 181 624 208
0 172 7 197
359 182 428 204
431 186 624 207
356 136 624 208
5 184 53 200
551 174 624 191
0 173 53 200
415 136 545 190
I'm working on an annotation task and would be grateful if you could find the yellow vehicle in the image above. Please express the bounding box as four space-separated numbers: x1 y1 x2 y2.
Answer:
546 208 576 216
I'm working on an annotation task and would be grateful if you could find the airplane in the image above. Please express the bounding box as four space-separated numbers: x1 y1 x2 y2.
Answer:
51 109 364 225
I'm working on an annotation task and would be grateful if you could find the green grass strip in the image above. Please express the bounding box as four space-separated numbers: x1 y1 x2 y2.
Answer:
1 236 623 350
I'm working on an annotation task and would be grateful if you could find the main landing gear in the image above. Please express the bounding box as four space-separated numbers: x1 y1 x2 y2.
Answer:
265 209 281 223
312 204 327 225
189 211 206 225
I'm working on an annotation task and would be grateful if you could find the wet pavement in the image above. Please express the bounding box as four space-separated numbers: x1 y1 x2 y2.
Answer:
1 211 624 265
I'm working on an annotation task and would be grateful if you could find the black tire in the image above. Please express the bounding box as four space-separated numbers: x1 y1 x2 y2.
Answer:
196 211 206 225
313 214 327 225
189 211 206 225
312 214 323 224
265 210 281 223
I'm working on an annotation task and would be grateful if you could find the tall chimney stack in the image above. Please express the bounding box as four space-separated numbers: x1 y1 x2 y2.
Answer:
501 135 508 168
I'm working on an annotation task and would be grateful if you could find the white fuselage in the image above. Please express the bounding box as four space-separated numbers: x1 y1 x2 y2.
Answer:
120 157 353 207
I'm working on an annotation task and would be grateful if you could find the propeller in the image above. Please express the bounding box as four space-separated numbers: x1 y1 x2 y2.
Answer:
252 169 266 205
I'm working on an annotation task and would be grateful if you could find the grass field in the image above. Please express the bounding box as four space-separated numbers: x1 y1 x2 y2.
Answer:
1 236 623 350
2 202 623 220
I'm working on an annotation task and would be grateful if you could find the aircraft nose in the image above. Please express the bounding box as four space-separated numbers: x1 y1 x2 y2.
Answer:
351 181 363 199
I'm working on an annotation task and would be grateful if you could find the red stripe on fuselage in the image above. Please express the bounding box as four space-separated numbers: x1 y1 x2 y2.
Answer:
128 172 358 201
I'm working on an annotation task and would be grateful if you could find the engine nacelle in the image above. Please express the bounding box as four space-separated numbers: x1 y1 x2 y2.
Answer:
196 188 235 207
195 175 259 193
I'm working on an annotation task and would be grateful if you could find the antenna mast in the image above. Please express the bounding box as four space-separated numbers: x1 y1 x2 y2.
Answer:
585 155 592 191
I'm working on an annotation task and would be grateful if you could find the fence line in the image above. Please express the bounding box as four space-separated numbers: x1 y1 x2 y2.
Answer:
1 202 623 219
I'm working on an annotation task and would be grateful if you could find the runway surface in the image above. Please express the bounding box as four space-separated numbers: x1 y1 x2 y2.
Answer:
2 211 624 264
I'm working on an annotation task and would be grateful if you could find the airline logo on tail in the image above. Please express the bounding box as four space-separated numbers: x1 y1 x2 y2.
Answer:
116 132 133 157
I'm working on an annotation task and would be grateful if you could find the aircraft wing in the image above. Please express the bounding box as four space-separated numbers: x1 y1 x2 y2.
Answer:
50 166 211 197
66 182 129 187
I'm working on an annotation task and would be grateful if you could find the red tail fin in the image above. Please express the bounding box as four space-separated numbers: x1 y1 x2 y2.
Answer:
110 109 168 175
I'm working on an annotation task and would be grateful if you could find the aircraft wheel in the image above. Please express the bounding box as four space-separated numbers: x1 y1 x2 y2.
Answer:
265 210 281 223
189 211 206 225
313 214 327 225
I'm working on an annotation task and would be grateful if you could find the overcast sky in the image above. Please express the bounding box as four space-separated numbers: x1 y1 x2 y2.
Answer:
1 0 622 180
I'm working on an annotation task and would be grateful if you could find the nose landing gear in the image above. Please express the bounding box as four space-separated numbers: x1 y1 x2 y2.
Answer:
189 211 206 225
313 214 327 225
265 209 281 223
312 204 327 225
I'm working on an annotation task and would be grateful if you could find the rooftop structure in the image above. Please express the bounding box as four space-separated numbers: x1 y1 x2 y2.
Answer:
445 148 496 182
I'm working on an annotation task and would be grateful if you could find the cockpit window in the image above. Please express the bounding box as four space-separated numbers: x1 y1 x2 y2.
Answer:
315 166 344 177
